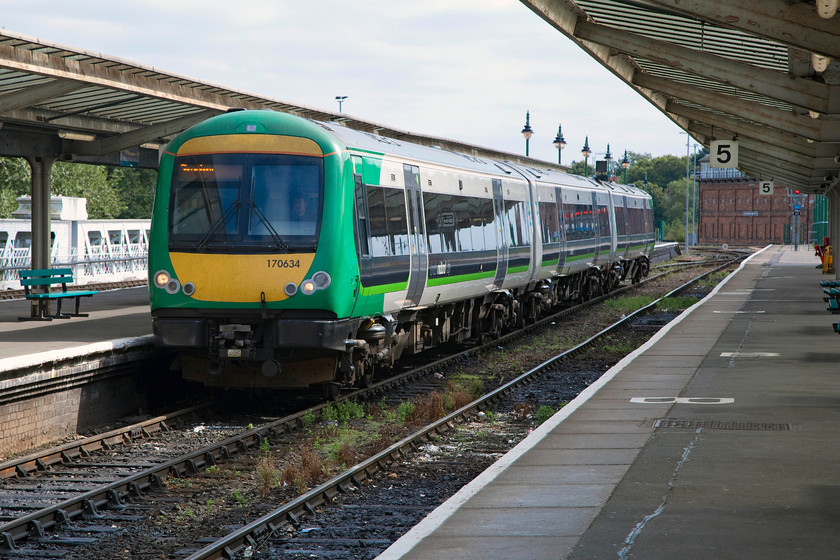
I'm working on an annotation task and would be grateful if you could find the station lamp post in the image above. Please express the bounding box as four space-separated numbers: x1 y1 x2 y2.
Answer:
521 111 534 157
604 144 613 177
553 125 566 165
582 136 591 177
621 150 630 183
335 95 348 112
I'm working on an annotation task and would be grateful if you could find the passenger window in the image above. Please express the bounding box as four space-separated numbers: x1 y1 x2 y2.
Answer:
354 174 370 257
539 201 561 243
597 204 611 237
383 187 409 255
366 186 389 257
503 200 529 247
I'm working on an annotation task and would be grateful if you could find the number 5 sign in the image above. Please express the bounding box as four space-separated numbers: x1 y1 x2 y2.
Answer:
710 140 739 168
759 181 774 195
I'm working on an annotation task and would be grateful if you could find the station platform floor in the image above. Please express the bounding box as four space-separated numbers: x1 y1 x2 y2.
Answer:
0 286 152 374
377 245 840 560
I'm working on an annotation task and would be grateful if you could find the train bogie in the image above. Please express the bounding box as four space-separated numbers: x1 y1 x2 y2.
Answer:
149 110 654 391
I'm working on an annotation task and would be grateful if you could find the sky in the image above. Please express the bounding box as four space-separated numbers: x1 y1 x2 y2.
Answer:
2 1 689 165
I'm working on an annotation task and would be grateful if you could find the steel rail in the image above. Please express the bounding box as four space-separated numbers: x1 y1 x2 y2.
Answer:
182 254 744 560
0 402 211 480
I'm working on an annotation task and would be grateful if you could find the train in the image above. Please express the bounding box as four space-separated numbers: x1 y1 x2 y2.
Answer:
148 109 654 393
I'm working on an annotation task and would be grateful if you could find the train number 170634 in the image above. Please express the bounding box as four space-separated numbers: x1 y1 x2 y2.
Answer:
267 259 301 269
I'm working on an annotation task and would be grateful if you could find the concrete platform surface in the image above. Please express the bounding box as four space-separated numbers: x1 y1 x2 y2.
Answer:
378 245 840 560
0 286 152 372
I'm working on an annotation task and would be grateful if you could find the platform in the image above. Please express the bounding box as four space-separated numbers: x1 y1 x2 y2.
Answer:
377 245 840 560
0 286 152 372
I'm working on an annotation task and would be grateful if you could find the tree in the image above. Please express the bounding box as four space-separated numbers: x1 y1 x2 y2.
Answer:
0 159 160 219
51 162 125 219
108 167 157 219
0 157 30 217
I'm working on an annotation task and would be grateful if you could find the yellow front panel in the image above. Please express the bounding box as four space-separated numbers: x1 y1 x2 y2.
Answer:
175 135 323 157
170 252 316 302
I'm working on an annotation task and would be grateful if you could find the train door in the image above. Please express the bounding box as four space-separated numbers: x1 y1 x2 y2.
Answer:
555 186 567 271
350 155 369 317
403 164 427 307
615 194 628 258
492 178 508 289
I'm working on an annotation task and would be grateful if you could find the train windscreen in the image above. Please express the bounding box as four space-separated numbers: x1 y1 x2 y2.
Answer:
168 153 323 252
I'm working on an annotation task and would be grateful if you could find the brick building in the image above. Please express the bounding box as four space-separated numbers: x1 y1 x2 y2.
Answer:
697 155 818 246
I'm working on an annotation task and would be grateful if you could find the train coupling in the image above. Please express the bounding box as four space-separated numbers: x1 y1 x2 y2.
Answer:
215 323 258 359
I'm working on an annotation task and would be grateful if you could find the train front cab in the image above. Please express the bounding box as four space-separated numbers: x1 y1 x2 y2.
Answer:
150 114 366 390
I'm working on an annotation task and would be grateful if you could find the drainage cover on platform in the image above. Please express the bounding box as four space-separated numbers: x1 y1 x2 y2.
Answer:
653 419 793 431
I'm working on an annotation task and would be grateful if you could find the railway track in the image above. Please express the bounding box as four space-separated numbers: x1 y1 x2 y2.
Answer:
0 252 740 557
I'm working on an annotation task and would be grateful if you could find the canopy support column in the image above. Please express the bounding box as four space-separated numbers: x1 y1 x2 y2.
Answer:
27 156 55 270
24 156 55 317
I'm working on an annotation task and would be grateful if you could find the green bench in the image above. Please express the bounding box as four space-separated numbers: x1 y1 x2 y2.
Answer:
18 268 99 321
822 282 840 315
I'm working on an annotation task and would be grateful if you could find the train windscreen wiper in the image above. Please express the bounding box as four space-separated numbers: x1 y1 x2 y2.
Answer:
248 201 289 251
195 200 241 249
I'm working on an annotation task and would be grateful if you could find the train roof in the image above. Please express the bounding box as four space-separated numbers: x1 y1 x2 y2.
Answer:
316 119 620 193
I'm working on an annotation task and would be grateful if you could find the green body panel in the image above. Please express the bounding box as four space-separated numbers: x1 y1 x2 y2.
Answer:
353 292 386 317
360 281 408 296
360 156 383 187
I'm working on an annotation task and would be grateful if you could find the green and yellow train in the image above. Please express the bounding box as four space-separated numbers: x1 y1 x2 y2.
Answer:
149 110 654 392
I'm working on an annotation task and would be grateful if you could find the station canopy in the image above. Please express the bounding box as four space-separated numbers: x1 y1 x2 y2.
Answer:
0 29 534 172
520 0 840 194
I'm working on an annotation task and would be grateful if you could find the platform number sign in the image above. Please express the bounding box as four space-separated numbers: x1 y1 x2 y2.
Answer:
710 140 739 168
759 181 774 195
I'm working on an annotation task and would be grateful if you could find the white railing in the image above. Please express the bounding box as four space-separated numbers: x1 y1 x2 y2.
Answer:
0 247 149 290
0 219 151 290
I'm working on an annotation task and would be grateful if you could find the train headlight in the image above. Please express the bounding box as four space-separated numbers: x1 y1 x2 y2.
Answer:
301 280 317 295
299 271 331 295
153 270 170 288
154 269 181 294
